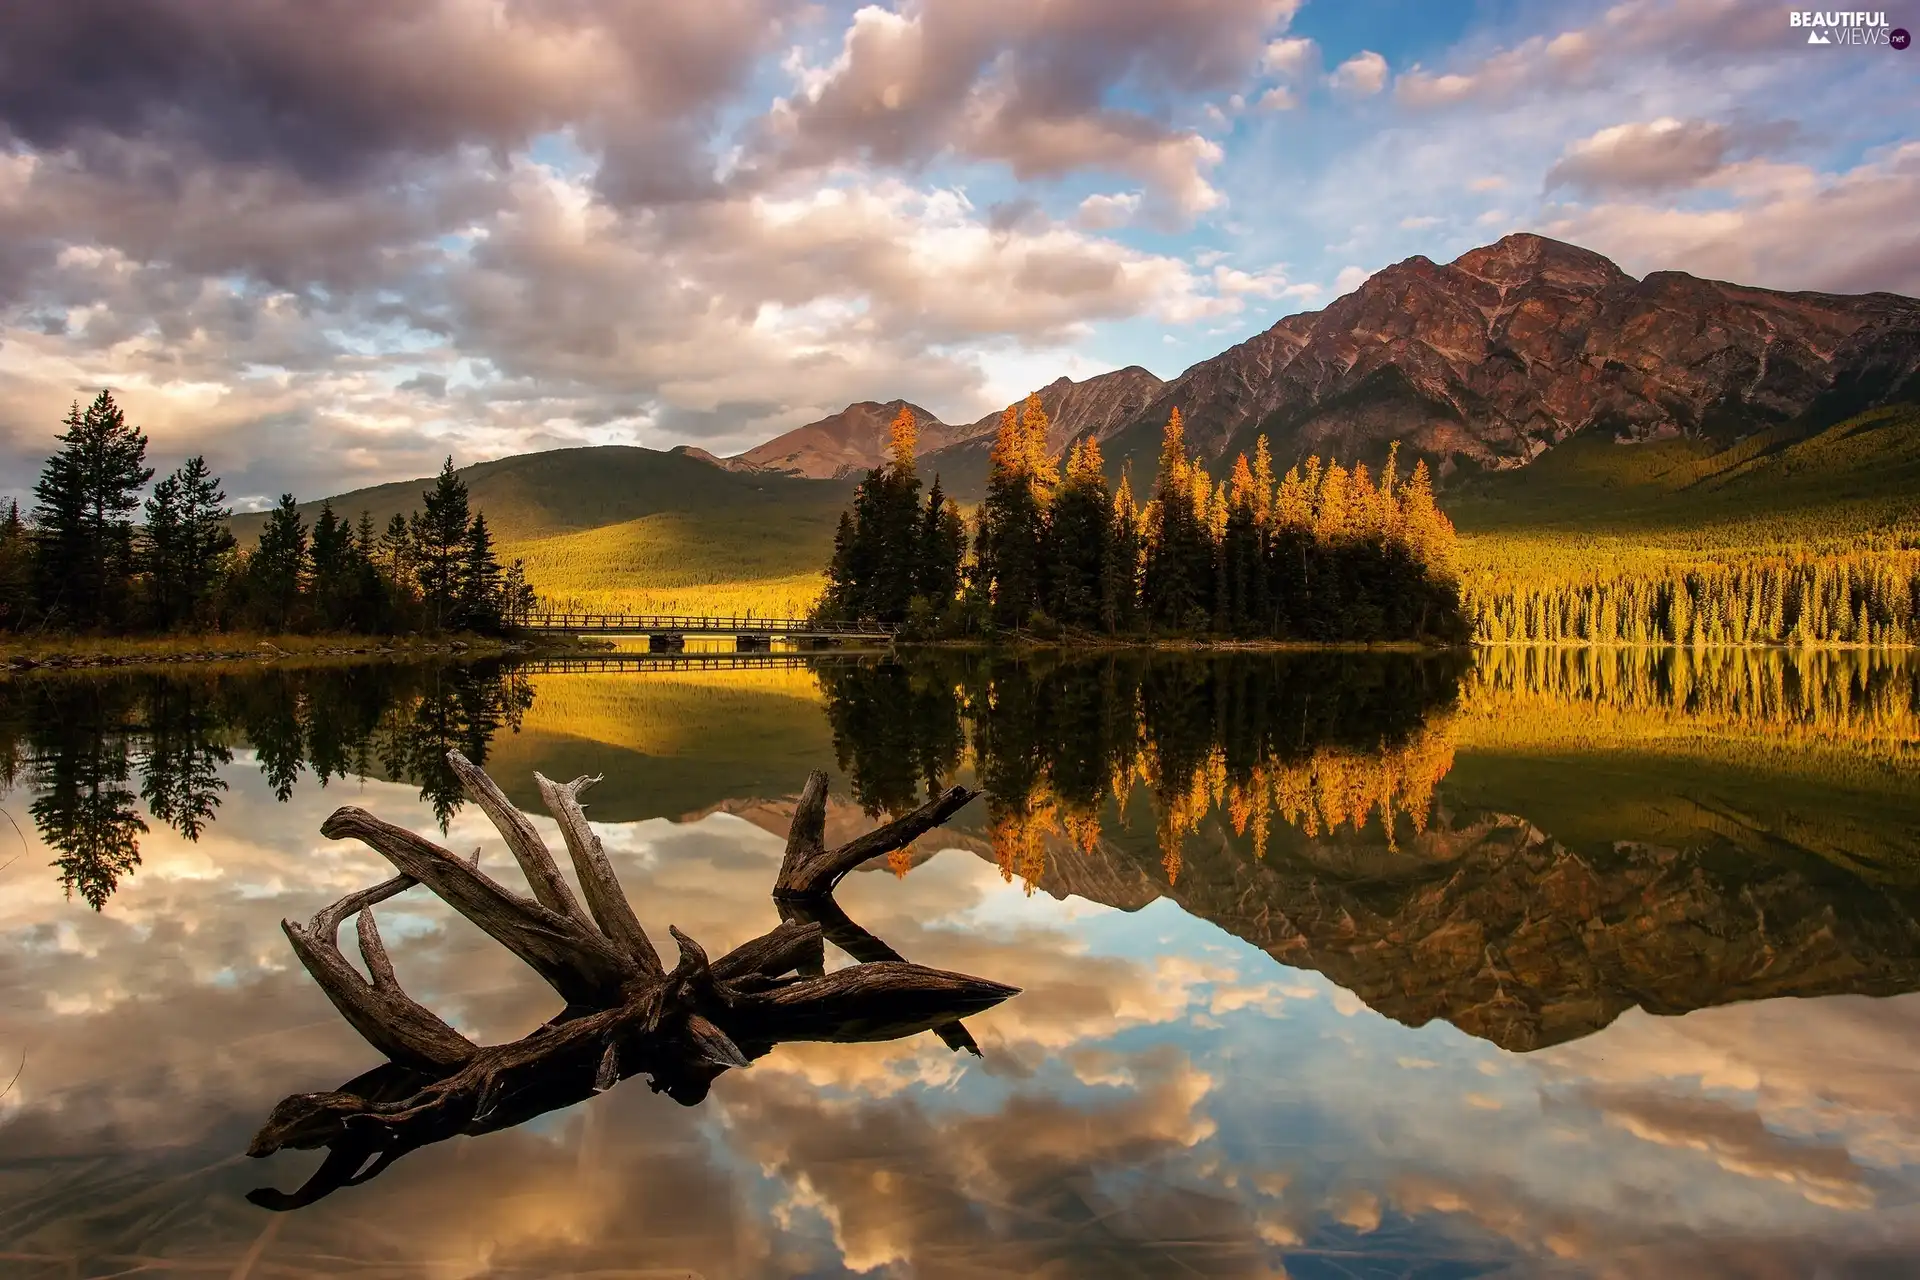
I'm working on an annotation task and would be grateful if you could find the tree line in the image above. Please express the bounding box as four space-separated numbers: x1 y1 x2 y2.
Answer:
1465 552 1920 647
819 398 1466 642
0 391 535 636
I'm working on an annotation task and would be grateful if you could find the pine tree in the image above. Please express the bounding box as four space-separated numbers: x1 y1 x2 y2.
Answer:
141 470 186 629
310 501 354 629
974 397 1055 628
174 456 235 627
1046 437 1111 630
916 478 965 608
1102 473 1142 633
457 511 505 632
0 500 32 631
250 494 309 626
501 559 538 625
412 457 470 631
32 390 154 630
1140 409 1212 629
819 405 932 625
380 512 413 585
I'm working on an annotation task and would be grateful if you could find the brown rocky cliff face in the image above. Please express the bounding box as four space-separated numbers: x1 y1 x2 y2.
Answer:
958 365 1166 455
992 807 1920 1052
1124 232 1920 473
729 399 961 479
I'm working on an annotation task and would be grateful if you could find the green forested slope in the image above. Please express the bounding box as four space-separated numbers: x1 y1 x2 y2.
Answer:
229 445 851 613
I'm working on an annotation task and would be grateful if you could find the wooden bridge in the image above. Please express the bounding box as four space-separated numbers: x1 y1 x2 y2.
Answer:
520 612 897 649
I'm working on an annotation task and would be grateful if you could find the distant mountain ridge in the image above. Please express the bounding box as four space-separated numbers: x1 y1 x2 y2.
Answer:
721 233 1918 494
1100 233 1920 480
722 366 1165 481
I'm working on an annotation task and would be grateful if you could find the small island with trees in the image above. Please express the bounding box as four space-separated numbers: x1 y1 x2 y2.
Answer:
817 398 1466 645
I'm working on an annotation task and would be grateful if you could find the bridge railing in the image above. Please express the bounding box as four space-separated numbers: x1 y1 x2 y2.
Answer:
521 613 900 635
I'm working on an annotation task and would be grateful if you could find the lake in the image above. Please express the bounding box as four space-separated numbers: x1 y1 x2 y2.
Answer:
3 647 1920 1278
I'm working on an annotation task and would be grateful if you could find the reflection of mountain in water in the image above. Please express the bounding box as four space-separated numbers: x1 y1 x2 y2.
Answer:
816 650 1920 1052
1013 806 1920 1052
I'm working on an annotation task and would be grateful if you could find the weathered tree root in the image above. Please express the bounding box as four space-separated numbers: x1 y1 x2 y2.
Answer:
247 760 1007 1210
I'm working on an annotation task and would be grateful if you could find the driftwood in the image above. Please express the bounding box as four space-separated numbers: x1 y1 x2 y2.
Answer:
247 758 1004 1210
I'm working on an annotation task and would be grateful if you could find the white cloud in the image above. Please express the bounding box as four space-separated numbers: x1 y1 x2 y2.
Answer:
1073 191 1143 230
1330 51 1389 97
1258 86 1299 111
1333 264 1371 293
1544 141 1920 296
1399 215 1441 229
1262 36 1318 80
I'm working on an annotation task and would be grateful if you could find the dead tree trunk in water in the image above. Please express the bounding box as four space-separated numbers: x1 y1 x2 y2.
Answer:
248 757 1004 1209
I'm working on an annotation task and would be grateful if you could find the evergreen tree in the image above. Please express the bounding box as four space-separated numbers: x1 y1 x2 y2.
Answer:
1140 409 1212 629
310 501 355 629
457 511 504 632
173 456 235 627
819 406 930 625
412 457 470 631
32 390 154 629
1102 474 1142 634
0 500 32 631
380 511 413 584
250 493 309 625
501 559 538 626
1046 438 1112 630
916 478 965 608
974 395 1055 628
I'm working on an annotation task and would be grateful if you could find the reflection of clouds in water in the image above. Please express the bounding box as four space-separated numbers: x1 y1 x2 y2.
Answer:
6 753 1920 1273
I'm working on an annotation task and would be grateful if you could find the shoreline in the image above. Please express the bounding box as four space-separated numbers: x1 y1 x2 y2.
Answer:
0 631 613 672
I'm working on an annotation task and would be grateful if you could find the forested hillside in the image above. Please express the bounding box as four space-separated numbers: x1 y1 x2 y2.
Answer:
230 445 851 616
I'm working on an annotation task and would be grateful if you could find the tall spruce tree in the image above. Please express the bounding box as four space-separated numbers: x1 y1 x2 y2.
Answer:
309 501 355 629
1140 409 1212 629
250 494 309 626
0 500 32 631
457 511 504 632
1045 438 1112 630
412 457 470 631
32 390 154 629
915 477 965 608
820 406 929 625
973 394 1055 628
174 456 235 627
1102 473 1142 633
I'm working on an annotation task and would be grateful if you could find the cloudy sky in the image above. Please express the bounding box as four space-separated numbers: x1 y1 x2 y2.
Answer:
1 0 1916 509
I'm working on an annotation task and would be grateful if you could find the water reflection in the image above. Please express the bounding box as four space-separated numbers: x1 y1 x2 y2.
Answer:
0 663 532 906
817 649 1920 1050
5 649 1920 1276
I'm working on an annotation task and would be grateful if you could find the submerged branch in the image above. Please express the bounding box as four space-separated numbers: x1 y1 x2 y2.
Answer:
251 758 1010 1209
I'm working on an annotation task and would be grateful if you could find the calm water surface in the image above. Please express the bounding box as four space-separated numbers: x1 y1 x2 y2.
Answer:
4 649 1920 1278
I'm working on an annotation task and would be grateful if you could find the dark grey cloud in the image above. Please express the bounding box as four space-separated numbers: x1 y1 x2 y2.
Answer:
0 0 776 185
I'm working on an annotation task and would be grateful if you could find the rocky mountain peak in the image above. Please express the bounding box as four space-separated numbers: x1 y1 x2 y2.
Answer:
1448 232 1629 292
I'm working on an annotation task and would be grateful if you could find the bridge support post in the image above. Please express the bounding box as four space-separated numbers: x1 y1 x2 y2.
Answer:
736 633 772 652
647 632 685 653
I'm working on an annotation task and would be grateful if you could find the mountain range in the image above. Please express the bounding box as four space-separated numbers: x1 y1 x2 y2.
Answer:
245 232 1920 611
710 232 1920 489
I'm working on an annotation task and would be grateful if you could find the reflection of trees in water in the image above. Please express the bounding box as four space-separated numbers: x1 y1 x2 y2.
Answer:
816 652 1466 890
0 663 535 907
22 683 147 909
